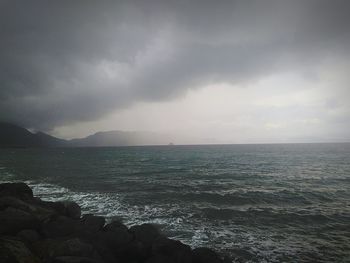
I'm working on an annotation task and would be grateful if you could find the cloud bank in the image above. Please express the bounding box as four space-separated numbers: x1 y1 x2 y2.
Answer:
1 0 350 132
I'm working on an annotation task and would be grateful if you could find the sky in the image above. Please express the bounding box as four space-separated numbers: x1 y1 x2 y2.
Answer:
1 0 349 144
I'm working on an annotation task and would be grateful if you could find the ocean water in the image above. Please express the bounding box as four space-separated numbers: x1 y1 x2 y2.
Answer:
0 143 349 262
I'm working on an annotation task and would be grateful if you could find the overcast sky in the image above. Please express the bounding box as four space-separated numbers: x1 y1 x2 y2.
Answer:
1 0 349 143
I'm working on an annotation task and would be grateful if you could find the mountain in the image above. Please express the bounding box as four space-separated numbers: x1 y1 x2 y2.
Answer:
0 122 170 147
0 122 67 147
69 130 169 147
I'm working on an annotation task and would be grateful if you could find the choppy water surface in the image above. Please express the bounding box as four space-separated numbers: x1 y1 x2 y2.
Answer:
1 143 350 262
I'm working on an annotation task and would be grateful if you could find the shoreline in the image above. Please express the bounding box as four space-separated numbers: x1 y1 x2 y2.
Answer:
0 182 232 263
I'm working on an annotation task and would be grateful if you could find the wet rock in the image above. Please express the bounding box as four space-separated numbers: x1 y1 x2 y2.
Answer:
32 238 61 260
51 238 95 258
52 256 102 263
129 223 161 246
192 247 222 263
0 196 56 221
17 229 40 244
39 200 66 216
0 183 33 200
81 214 105 232
0 207 40 235
0 237 41 263
115 240 150 262
146 254 176 263
103 220 126 232
96 224 132 250
33 238 99 262
41 216 82 238
151 237 192 263
61 201 81 219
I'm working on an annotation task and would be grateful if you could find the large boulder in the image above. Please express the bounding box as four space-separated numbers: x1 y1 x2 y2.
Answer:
0 196 56 221
52 256 102 263
17 229 41 244
81 214 105 232
192 247 222 263
61 201 81 219
33 238 100 262
0 237 41 263
146 254 176 263
0 183 33 200
151 237 192 263
115 240 150 262
0 207 40 235
41 216 82 238
50 238 95 258
96 227 132 250
129 223 162 246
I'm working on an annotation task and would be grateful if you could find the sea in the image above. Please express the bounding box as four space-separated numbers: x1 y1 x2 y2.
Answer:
0 143 349 262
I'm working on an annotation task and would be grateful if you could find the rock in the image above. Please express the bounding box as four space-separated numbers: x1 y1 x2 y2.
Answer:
192 247 222 263
41 216 82 238
81 214 105 232
39 200 66 215
146 254 176 263
32 238 61 260
0 183 33 200
223 256 233 263
17 229 40 244
103 220 126 232
151 237 192 263
33 238 99 262
115 240 150 262
97 230 132 250
61 201 81 219
0 196 56 221
53 256 101 263
0 237 41 263
51 238 95 258
129 223 161 246
0 207 40 235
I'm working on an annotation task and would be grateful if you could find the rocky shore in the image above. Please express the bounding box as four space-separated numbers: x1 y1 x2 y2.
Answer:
0 182 232 263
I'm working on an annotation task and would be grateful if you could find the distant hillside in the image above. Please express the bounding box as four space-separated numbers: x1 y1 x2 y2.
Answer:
69 130 169 147
0 122 67 147
0 123 170 147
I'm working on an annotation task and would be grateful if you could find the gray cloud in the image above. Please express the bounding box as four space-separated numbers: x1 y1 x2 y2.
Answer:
1 0 350 130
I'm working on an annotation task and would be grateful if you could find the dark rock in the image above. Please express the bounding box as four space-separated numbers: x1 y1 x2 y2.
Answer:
0 207 40 235
0 183 33 200
103 220 126 232
41 216 82 238
39 200 66 215
115 240 150 262
146 254 176 263
151 237 192 263
32 238 61 260
223 256 233 263
51 238 95 258
61 201 81 219
96 226 132 250
53 256 102 263
33 238 100 262
192 247 222 263
17 229 40 244
129 223 161 246
0 196 56 221
81 214 105 232
0 237 41 263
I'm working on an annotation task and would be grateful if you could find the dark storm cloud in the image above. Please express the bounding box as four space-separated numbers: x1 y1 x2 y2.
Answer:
1 0 349 130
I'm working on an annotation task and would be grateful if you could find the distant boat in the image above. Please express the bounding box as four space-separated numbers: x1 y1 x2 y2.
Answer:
168 142 174 146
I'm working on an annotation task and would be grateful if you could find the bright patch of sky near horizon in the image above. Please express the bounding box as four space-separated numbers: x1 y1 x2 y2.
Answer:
53 69 349 144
